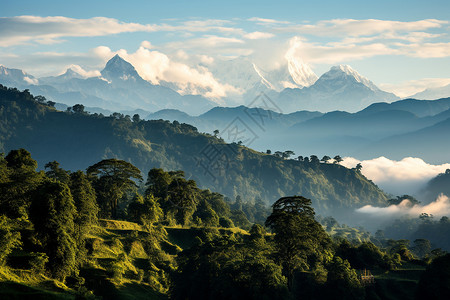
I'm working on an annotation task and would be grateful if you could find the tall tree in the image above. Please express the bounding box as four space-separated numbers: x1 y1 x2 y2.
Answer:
265 196 330 291
29 180 77 281
45 161 71 184
145 168 173 199
69 170 99 259
87 159 142 218
127 194 163 228
167 177 199 226
0 149 43 218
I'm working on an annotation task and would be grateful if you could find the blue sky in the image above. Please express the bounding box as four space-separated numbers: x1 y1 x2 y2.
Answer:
2 0 450 97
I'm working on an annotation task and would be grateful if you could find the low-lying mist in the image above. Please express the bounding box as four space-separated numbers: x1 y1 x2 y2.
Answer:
357 194 450 219
339 194 450 234
342 156 450 196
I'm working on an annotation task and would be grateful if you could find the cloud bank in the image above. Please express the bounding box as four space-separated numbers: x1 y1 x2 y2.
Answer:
96 45 240 99
357 194 450 218
342 156 450 196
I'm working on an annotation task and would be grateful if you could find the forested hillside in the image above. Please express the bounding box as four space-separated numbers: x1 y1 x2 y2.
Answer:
0 85 388 215
1 148 446 299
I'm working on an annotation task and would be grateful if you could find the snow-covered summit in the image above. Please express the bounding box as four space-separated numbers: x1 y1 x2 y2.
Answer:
322 65 379 91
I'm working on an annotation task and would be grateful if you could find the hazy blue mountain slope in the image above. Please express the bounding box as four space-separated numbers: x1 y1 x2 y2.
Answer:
0 84 388 215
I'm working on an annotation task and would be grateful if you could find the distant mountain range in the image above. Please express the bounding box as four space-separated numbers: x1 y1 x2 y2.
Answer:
277 65 399 112
2 55 450 164
0 55 420 114
143 97 450 164
410 83 450 100
0 55 217 115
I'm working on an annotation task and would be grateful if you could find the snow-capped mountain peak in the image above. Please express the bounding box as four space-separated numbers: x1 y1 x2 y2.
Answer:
286 56 318 88
324 65 379 91
0 65 38 86
252 63 276 90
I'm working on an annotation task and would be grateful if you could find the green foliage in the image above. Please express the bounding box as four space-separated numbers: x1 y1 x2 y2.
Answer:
45 161 71 184
127 194 163 227
324 256 365 300
70 171 99 231
69 170 99 266
87 159 143 218
166 177 199 226
387 195 420 206
336 240 390 270
230 209 251 229
171 234 288 300
0 216 22 265
423 169 450 203
412 239 432 259
218 217 234 228
382 215 450 252
192 199 219 227
265 196 332 290
29 180 77 281
0 85 389 216
0 149 43 219
29 252 49 274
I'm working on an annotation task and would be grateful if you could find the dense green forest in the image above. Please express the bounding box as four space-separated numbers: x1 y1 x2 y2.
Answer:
0 84 388 217
1 85 450 299
1 148 449 299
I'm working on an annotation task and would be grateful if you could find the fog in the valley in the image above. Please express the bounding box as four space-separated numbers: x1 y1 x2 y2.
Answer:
342 156 450 197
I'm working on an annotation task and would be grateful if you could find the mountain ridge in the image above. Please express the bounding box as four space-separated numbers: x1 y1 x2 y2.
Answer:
0 57 403 114
0 84 389 217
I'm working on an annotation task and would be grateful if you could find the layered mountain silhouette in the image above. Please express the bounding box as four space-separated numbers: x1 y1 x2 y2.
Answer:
0 58 401 114
143 97 450 164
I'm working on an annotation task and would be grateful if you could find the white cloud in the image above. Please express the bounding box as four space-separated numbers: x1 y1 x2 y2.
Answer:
248 17 291 25
398 42 450 58
0 16 157 47
96 45 240 99
357 194 450 218
244 31 275 40
342 156 450 196
269 19 450 63
172 35 245 48
199 55 214 65
380 78 450 98
287 38 395 64
276 19 447 37
0 16 247 47
63 64 101 78
140 41 153 49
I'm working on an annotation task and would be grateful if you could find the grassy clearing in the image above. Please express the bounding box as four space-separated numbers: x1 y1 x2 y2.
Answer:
0 267 75 299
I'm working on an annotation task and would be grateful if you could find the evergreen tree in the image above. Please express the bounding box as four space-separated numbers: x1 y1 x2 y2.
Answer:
69 170 99 264
29 180 77 281
0 149 43 218
45 161 71 184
